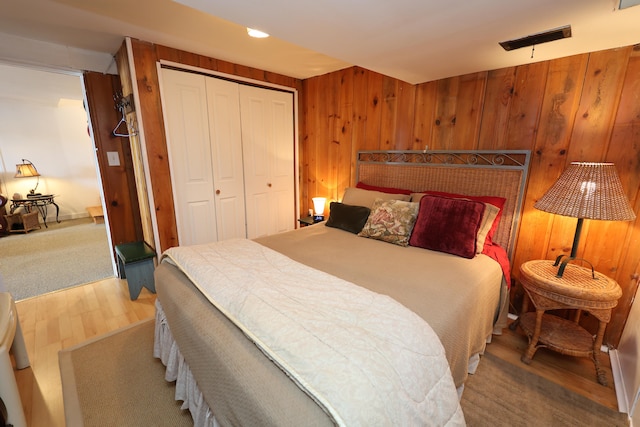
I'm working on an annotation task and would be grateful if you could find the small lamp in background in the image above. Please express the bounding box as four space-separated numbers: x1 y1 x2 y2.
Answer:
534 162 636 278
15 159 41 196
312 197 327 222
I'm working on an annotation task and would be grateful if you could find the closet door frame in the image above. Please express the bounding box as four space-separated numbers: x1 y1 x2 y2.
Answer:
156 60 300 243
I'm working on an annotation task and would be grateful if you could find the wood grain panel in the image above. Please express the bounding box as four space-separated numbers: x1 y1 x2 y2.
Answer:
432 76 460 149
506 62 549 150
394 80 416 150
83 72 143 251
452 72 486 150
478 68 515 149
412 80 437 150
128 40 178 252
363 71 384 150
566 47 631 160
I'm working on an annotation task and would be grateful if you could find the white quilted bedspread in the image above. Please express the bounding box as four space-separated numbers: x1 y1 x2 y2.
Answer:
163 239 465 426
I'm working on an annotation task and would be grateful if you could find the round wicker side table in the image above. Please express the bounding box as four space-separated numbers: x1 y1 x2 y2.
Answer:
518 259 622 386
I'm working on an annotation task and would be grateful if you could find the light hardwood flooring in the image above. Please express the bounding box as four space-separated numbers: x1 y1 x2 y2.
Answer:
11 278 156 427
10 278 620 426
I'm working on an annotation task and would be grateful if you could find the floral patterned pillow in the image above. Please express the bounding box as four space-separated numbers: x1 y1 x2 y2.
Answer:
358 198 419 246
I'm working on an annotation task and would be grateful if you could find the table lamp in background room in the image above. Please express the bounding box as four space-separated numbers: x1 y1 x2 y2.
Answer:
312 197 326 222
534 162 636 278
15 159 41 196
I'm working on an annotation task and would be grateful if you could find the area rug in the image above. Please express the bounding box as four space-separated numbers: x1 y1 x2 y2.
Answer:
59 319 192 427
0 218 113 300
59 317 629 427
461 351 629 426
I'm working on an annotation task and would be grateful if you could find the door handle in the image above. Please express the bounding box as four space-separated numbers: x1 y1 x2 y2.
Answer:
216 189 221 195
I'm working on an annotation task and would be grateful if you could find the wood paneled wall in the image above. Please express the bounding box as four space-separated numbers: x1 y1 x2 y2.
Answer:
121 36 638 347
302 45 640 347
83 72 143 251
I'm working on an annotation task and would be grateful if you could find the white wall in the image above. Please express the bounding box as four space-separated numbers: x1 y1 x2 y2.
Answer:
614 281 640 424
0 63 101 221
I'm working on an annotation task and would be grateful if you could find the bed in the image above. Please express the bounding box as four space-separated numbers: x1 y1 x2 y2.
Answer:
153 150 531 426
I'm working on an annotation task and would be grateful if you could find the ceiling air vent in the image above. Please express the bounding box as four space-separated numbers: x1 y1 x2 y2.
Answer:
499 25 572 51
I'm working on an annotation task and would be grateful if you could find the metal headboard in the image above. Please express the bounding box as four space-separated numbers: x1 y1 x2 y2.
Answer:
356 150 531 262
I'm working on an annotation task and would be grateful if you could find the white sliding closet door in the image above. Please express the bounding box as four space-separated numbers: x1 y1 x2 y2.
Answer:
161 68 246 245
161 67 296 244
205 77 247 241
161 68 217 245
240 85 295 239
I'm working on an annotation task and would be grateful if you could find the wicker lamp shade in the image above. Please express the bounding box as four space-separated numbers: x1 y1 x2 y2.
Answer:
534 162 636 221
534 162 636 278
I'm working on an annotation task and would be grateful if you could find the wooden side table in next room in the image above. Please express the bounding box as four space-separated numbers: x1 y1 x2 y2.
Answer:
518 259 622 386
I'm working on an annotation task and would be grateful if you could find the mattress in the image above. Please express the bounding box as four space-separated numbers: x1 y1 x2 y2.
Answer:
155 223 504 425
255 222 504 387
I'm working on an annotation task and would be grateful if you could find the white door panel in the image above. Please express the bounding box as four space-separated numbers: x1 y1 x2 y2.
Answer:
160 68 218 245
162 68 295 244
206 77 246 240
240 85 295 238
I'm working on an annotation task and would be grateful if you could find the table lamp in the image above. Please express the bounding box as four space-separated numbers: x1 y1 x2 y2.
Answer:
312 197 326 222
534 162 636 278
15 159 41 196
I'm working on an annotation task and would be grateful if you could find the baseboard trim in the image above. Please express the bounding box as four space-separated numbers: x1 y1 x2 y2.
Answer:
57 213 90 222
610 349 630 414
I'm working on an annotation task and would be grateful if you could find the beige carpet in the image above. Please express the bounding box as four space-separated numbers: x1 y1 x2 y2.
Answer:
0 217 113 300
59 319 192 427
59 318 629 426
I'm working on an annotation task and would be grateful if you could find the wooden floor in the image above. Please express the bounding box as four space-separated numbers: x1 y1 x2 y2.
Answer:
11 278 156 427
9 278 620 426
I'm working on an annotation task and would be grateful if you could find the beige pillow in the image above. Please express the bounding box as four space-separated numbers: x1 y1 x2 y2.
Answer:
476 203 500 253
341 187 410 208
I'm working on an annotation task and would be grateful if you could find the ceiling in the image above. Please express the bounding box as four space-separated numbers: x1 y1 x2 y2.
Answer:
0 0 639 84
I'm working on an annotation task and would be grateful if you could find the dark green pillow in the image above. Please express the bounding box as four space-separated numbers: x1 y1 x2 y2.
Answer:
325 202 371 234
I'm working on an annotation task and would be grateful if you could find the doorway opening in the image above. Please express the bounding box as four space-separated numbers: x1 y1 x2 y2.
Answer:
0 62 115 300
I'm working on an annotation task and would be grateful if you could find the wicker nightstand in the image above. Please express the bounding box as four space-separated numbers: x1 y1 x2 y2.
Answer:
518 259 622 385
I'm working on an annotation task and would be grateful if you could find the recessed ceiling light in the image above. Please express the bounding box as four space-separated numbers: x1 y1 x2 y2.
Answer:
247 28 269 38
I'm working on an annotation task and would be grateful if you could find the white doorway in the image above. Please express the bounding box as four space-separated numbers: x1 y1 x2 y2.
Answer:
0 62 116 299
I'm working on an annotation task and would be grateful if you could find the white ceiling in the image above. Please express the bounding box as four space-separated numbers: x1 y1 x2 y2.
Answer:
0 0 639 84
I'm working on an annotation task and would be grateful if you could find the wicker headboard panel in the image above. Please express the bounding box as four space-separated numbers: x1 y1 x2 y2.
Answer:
356 150 531 261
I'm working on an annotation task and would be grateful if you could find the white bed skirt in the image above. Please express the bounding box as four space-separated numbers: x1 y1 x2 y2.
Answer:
153 300 219 427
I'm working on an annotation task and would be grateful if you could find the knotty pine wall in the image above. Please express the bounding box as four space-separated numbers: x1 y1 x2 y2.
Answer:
122 38 639 347
302 45 640 347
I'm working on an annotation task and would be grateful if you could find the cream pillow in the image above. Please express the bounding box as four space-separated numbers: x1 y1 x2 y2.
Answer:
476 203 500 253
341 187 410 209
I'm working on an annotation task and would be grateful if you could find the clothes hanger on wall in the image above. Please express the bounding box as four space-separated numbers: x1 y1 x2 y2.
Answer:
112 93 138 138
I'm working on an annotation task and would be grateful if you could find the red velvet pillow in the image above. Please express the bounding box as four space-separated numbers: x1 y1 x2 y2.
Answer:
356 181 412 195
409 195 486 259
421 190 506 246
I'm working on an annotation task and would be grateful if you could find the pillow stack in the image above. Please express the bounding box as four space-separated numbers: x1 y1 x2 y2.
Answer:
322 183 506 259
